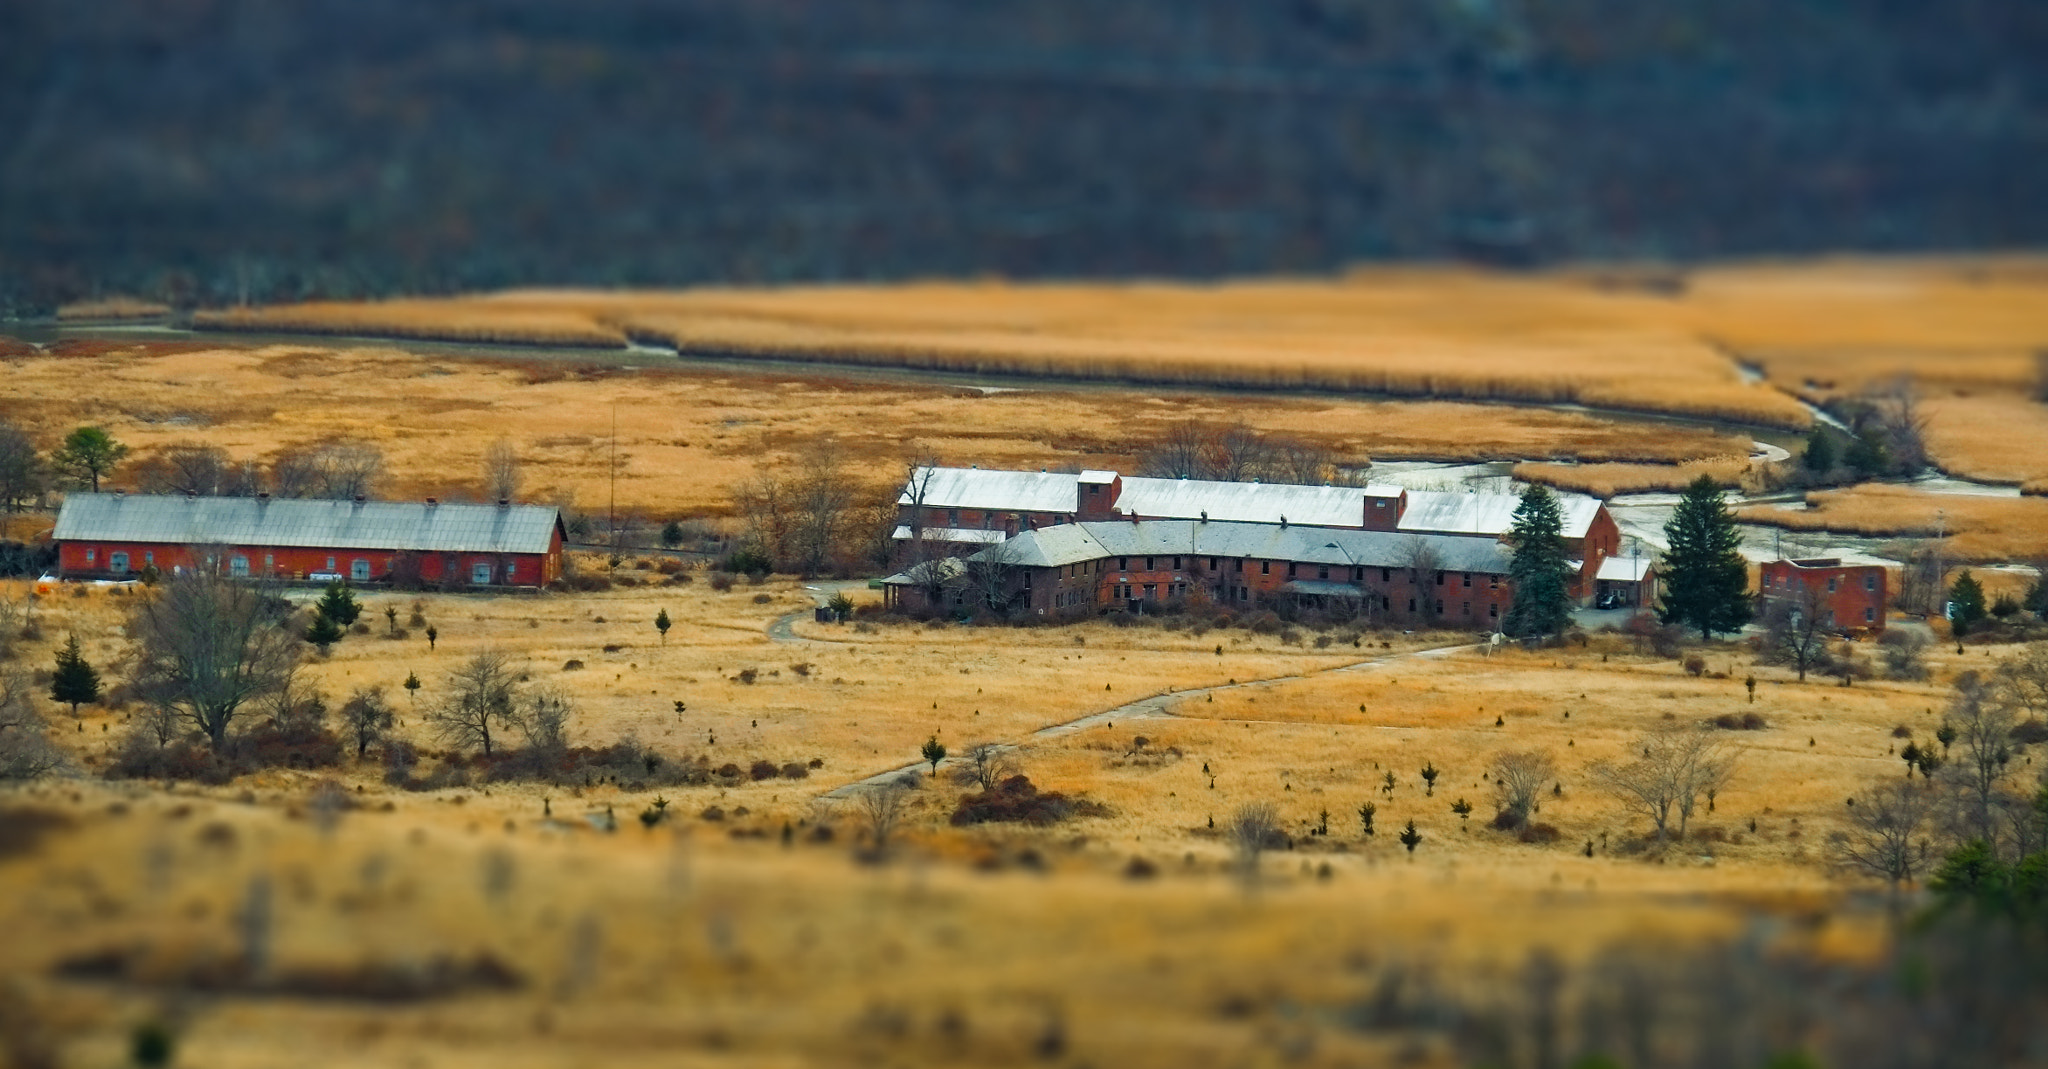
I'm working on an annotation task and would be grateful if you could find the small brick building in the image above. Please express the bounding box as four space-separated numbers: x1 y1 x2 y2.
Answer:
54 492 564 588
1758 556 1889 633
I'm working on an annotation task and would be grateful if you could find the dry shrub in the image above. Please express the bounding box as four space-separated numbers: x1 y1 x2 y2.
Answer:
656 558 685 575
1517 822 1563 844
708 573 736 592
733 668 758 685
1711 712 1769 730
749 760 779 781
780 762 809 780
951 774 1108 826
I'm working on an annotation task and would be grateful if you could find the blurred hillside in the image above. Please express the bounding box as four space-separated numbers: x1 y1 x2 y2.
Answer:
2 0 2044 313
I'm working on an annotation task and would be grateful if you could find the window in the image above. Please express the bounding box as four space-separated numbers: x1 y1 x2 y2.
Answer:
109 551 128 573
1143 583 1156 599
263 553 273 573
143 551 153 566
1865 574 1877 591
1436 600 1445 615
1354 567 1364 581
505 562 516 580
85 548 95 563
230 555 250 577
1864 607 1875 622
351 559 371 581
1827 577 1838 592
1462 601 1470 615
1489 576 1500 590
1120 557 1128 570
1407 598 1416 612
1435 571 1445 586
1173 556 1181 570
326 556 336 572
1146 557 1154 570
1235 559 1244 573
1261 561 1270 575
1318 565 1329 580
1462 573 1471 588
1489 604 1499 618
948 509 959 525
1288 563 1298 578
1239 588 1249 603
1208 557 1217 569
1382 567 1391 582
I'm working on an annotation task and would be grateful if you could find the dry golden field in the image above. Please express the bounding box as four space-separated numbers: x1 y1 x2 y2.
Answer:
0 339 1754 532
194 271 1816 427
1734 485 2048 563
0 570 2023 1066
1511 457 1755 498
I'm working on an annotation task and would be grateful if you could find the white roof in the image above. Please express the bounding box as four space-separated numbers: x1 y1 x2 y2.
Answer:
1077 469 1118 484
889 525 1005 545
1597 556 1655 582
1116 476 1400 528
988 520 1511 575
899 467 1078 514
54 493 560 555
1398 489 1604 540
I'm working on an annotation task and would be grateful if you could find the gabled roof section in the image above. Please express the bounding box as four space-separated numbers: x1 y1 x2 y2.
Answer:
1398 489 1604 539
967 519 1512 575
890 525 1005 545
1596 556 1655 582
899 467 1078 513
1116 476 1400 528
54 493 561 555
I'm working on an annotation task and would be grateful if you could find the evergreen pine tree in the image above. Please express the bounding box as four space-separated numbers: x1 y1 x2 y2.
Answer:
1501 483 1574 639
655 608 671 644
1802 428 1836 475
315 579 362 627
1948 570 1988 637
1844 432 1889 478
49 633 101 716
306 612 344 654
1658 475 1753 640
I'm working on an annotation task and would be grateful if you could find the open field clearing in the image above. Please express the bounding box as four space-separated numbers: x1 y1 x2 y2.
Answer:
10 575 2013 1066
1919 394 2048 488
0 340 1754 530
193 272 1814 428
1734 485 2048 563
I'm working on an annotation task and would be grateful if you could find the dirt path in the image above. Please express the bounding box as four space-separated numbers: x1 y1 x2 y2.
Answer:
821 640 1476 799
766 579 871 643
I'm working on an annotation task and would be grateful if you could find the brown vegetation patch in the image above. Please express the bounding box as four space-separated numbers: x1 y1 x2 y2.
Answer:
1514 457 1752 498
1734 486 2048 561
0 807 75 861
951 775 1109 826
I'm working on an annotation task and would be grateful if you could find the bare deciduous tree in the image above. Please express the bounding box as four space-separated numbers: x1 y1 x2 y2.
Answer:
1760 581 1836 682
1829 778 1935 895
732 466 792 566
339 686 394 760
855 781 910 854
0 671 63 780
1936 670 2021 849
1227 802 1282 881
1208 422 1271 483
426 649 521 756
0 418 46 515
789 439 856 577
962 539 1023 615
1139 421 1213 480
518 684 574 758
959 742 1019 792
268 441 386 500
1405 538 1445 624
1878 629 1931 681
1591 724 1737 844
1992 645 2048 719
1490 750 1556 828
135 443 259 497
484 438 522 502
128 570 301 751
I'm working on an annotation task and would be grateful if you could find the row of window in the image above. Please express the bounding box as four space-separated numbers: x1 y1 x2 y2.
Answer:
85 548 512 584
1767 571 1879 592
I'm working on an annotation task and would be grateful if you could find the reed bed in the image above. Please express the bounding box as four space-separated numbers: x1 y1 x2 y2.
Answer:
54 295 172 320
1920 395 2048 487
1513 456 1752 498
188 270 1819 428
1735 485 2048 562
195 300 630 348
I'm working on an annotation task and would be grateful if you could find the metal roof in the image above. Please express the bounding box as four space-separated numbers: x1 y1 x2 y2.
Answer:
1596 556 1656 582
1116 476 1399 528
985 520 1511 574
889 525 1006 545
899 467 1079 514
54 493 561 555
1398 489 1604 540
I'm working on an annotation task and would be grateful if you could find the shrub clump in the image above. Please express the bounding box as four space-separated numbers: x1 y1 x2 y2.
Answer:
950 774 1109 826
1711 711 1769 730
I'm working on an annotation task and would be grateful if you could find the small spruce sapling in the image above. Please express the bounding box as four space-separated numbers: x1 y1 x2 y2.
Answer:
425 625 438 651
655 608 671 645
1451 798 1474 825
384 604 398 634
1382 770 1397 797
1936 720 1957 755
403 670 422 704
921 733 948 774
1358 801 1377 837
1399 820 1422 854
50 633 102 716
306 612 344 654
1420 761 1439 796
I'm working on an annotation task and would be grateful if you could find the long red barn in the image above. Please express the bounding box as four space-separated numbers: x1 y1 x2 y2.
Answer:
53 492 564 588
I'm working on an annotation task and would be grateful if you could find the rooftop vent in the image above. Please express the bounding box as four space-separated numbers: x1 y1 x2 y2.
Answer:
425 497 438 507
497 498 510 508
353 494 366 504
257 491 270 501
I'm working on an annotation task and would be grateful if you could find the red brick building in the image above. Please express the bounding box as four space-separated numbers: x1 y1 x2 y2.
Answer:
1758 556 1889 633
894 466 1619 601
883 518 1515 628
54 492 565 588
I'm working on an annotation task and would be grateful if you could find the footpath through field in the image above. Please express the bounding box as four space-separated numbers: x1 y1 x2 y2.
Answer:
821 639 1477 799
